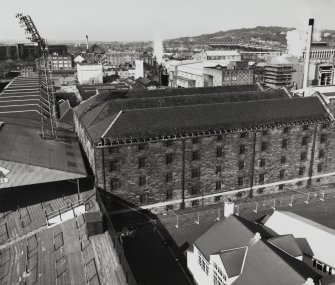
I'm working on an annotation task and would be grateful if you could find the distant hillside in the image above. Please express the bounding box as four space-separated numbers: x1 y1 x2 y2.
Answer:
165 26 296 46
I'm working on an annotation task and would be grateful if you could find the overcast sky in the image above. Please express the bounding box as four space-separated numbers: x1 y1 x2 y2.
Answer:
1 0 334 42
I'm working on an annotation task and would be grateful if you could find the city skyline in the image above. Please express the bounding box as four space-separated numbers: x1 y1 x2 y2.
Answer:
1 0 334 42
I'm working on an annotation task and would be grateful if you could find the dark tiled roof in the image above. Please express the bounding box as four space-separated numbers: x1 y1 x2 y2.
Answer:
268 235 303 257
218 247 247 278
104 97 329 140
194 215 321 285
233 240 320 285
194 215 272 260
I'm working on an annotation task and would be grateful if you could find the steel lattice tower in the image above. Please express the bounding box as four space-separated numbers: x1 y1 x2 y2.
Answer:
16 13 57 139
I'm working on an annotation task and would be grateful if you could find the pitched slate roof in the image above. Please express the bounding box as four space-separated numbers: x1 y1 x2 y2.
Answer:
75 88 291 142
268 234 303 257
218 247 247 278
103 97 329 140
193 215 321 285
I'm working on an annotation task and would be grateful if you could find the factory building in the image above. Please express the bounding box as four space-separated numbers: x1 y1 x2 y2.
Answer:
73 86 335 211
36 53 73 70
263 64 294 88
103 51 140 66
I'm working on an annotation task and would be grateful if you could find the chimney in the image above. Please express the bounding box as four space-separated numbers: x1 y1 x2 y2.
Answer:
248 232 261 246
303 278 315 285
86 35 89 51
224 200 235 217
303 19 314 91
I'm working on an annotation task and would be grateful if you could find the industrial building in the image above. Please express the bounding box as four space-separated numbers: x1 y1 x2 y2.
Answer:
263 64 294 88
0 76 87 189
103 51 140 66
203 61 254 87
73 85 335 211
77 63 103 84
36 53 73 70
193 50 241 61
302 43 335 64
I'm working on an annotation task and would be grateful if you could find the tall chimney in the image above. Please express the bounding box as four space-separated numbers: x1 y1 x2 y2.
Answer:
303 19 314 91
86 35 89 51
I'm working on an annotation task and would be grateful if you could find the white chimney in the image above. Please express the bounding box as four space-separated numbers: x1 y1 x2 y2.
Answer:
86 35 89 51
303 278 315 285
303 19 314 91
224 200 235 217
248 232 261 246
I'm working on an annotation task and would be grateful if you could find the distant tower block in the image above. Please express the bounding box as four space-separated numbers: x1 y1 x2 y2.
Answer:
86 35 89 50
135 60 144 79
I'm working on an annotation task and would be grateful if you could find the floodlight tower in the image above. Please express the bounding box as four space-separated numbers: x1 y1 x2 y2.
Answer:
16 13 57 139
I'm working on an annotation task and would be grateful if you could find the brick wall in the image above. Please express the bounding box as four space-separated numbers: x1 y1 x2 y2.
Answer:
87 122 335 210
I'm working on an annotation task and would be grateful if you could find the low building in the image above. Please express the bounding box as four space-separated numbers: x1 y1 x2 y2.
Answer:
73 86 335 211
193 50 241 61
77 63 103 84
203 61 254 87
265 211 335 276
263 64 294 88
187 214 321 285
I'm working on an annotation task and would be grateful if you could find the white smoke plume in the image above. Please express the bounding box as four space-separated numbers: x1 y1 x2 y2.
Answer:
286 29 307 57
153 29 163 64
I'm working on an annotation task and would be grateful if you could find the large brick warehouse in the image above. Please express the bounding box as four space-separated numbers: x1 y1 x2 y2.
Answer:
73 86 335 210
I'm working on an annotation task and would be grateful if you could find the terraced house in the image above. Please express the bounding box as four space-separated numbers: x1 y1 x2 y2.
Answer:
73 85 335 211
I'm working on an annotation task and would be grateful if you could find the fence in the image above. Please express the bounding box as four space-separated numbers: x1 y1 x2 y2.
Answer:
236 188 335 217
96 190 137 285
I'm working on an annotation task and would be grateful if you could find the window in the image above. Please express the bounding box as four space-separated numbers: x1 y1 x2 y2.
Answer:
301 152 307 161
166 189 173 200
279 170 285 180
139 157 146 168
139 176 146 187
238 177 244 187
214 196 221 202
281 156 286 164
240 132 247 139
318 163 323 173
259 174 265 183
216 181 222 191
283 127 289 133
138 144 146 151
166 172 173 183
298 167 305 176
217 135 222 141
191 168 200 178
278 184 284 190
322 123 329 129
319 149 325 159
321 134 327 143
110 178 120 191
303 125 309 131
302 136 308 146
282 139 288 148
240 145 246 154
192 150 200 161
239 160 244 170
216 147 223 158
166 153 173 164
257 188 264 194
109 147 119 154
110 160 118 172
261 141 267 151
260 159 265 167
262 130 268 136
166 140 173 147
192 200 200 207
192 138 199 144
216 166 222 174
197 251 209 275
139 193 147 204
190 185 200 195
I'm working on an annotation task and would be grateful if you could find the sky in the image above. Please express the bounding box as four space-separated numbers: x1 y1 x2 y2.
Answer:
1 0 334 42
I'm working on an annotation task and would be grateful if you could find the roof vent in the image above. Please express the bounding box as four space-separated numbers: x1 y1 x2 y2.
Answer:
249 232 261 246
304 278 314 285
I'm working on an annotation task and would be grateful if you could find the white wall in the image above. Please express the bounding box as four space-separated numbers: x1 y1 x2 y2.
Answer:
77 64 103 84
